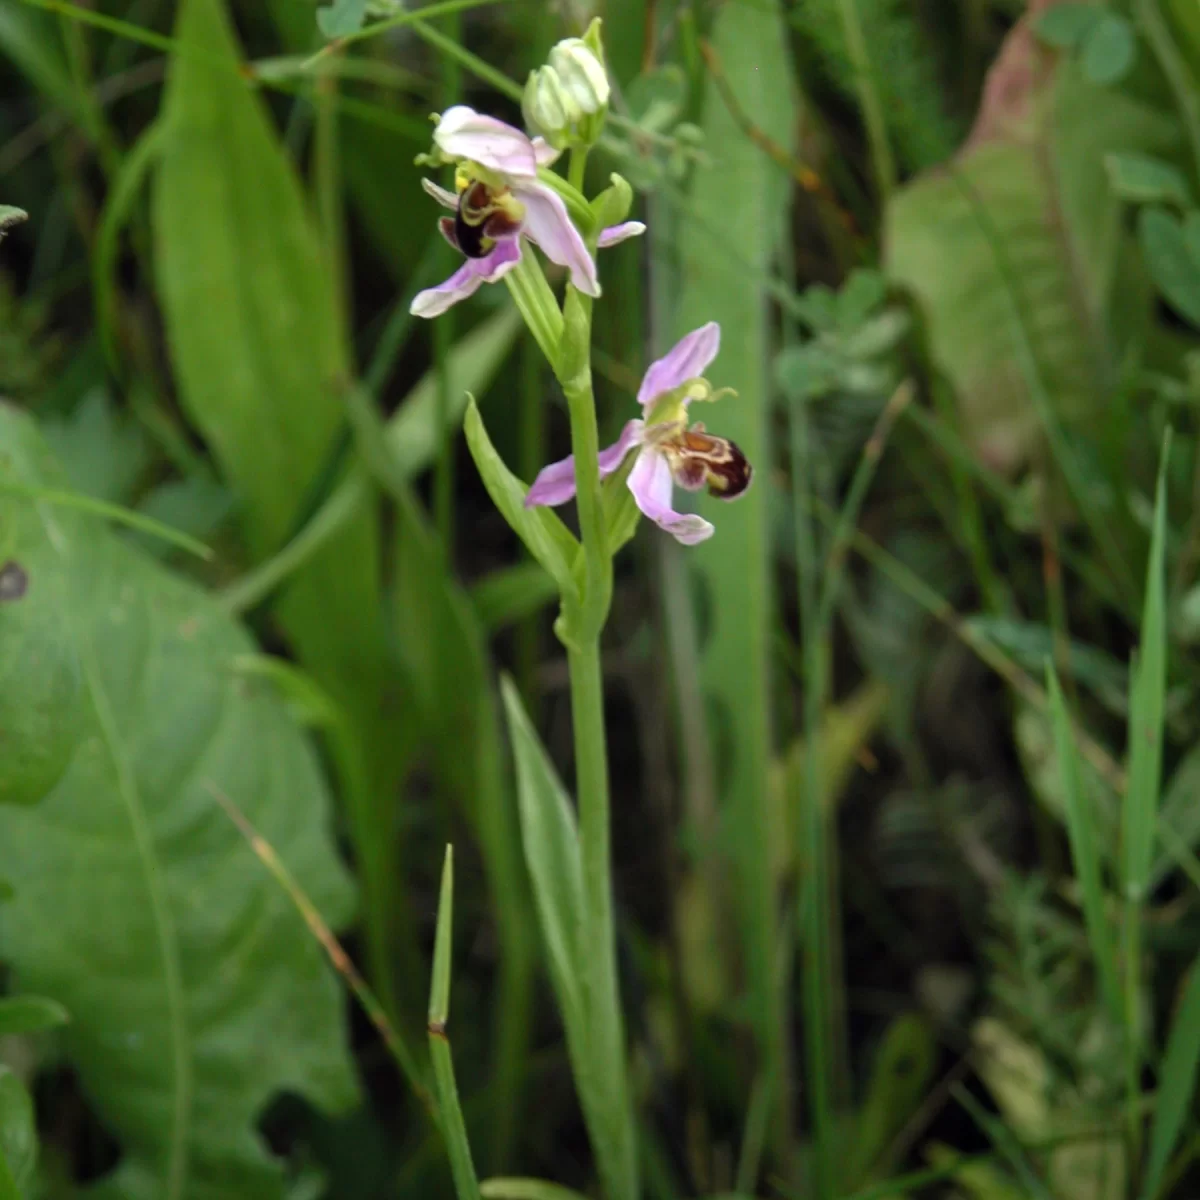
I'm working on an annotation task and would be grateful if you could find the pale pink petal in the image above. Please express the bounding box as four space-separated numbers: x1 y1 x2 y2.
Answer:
525 419 644 507
531 136 561 167
627 447 714 545
422 177 459 209
434 106 538 177
512 180 599 296
637 322 722 408
598 221 646 248
410 239 522 319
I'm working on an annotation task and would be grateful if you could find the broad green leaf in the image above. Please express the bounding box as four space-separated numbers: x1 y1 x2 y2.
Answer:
1081 13 1136 86
0 1067 35 1191
41 389 150 505
317 0 366 38
1034 3 1103 49
0 995 69 1036
1140 958 1200 1200
0 407 357 1200
154 0 403 1006
887 48 1178 474
671 0 796 1137
463 401 579 604
1105 152 1191 206
1139 206 1200 328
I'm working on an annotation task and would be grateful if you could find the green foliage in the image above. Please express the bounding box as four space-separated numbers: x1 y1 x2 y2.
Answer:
0 1067 35 1197
672 0 798 1167
792 0 960 172
887 49 1177 476
0 406 357 1198
9 0 1200 1195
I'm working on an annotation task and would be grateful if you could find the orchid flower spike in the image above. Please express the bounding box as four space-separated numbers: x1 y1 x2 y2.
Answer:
525 323 752 545
411 106 645 319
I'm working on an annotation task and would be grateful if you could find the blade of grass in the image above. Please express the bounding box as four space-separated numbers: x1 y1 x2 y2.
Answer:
1141 958 1200 1200
1122 427 1172 1166
1046 662 1121 1024
0 479 212 559
207 782 435 1122
835 0 895 202
429 846 483 1200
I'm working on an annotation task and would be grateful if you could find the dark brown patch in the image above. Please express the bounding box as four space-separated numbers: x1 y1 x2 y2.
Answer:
427 1019 448 1039
705 439 753 500
0 560 28 602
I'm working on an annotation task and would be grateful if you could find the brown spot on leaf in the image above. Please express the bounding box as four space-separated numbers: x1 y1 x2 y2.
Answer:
0 560 28 602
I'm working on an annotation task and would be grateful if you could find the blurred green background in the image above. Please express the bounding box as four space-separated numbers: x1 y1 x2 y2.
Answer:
4 0 1200 1196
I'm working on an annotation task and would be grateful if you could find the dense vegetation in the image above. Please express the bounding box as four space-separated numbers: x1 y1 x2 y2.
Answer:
4 0 1200 1196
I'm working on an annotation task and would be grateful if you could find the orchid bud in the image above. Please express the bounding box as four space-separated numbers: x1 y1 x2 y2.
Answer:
523 66 581 151
523 20 610 150
548 38 609 116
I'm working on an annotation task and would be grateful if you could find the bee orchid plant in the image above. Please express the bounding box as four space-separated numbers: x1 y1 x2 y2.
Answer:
407 21 752 1200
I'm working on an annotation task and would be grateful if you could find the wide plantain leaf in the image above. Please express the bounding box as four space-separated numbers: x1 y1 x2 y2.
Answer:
886 2 1178 475
153 0 405 1011
0 403 357 1199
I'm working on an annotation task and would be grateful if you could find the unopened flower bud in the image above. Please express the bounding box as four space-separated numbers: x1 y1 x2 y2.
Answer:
548 38 609 116
523 20 610 151
523 66 581 150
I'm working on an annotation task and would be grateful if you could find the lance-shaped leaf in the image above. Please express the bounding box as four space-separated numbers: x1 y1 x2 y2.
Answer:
0 406 357 1200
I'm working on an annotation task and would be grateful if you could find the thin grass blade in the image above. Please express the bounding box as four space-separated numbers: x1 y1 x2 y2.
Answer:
428 846 482 1200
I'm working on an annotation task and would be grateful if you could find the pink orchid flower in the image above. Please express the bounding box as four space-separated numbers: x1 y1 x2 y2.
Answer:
524 323 752 545
410 106 644 319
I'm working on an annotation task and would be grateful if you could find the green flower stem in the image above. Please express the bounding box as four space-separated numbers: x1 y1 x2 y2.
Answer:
558 286 611 638
567 639 637 1200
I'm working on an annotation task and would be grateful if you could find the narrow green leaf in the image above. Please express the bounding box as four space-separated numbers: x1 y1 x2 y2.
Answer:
0 406 358 1199
0 995 69 1036
219 309 520 616
1034 3 1103 48
463 401 579 605
1046 662 1121 1023
1139 206 1200 327
1141 959 1200 1199
470 563 557 632
429 846 454 1030
480 1181 590 1200
1081 13 1137 85
0 1067 35 1192
1124 429 1171 902
848 1013 935 1185
499 676 628 1188
428 846 482 1200
1105 152 1192 207
499 676 584 1032
94 122 164 372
